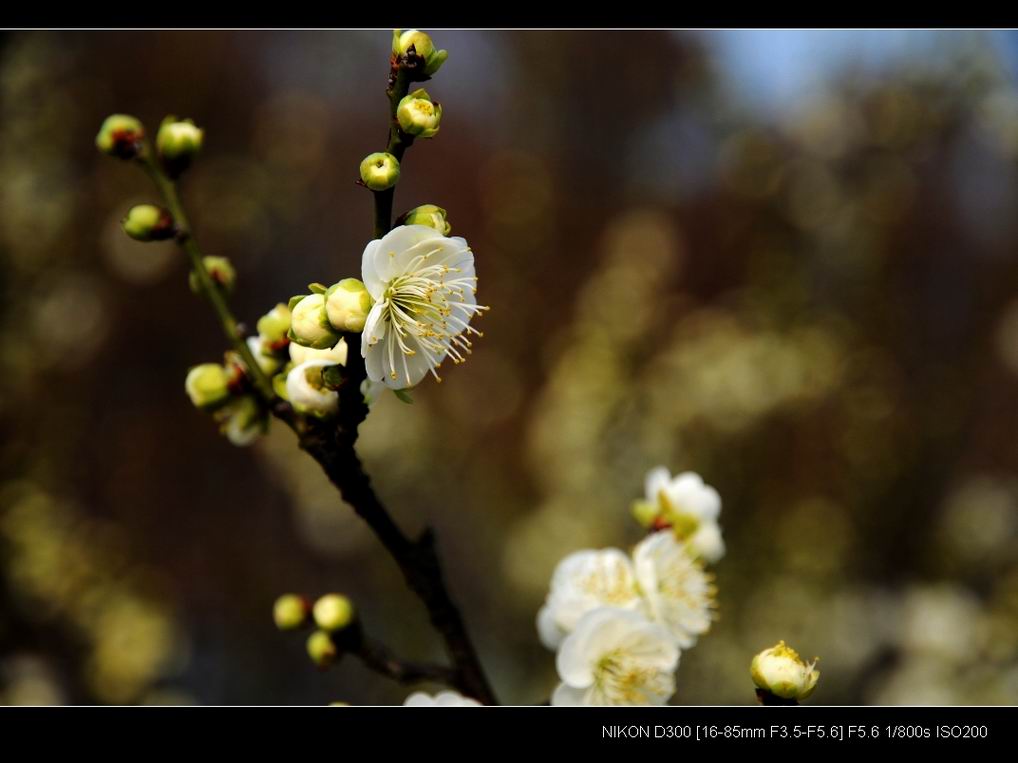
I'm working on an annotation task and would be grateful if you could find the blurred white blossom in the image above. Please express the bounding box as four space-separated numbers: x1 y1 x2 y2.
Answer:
552 608 679 706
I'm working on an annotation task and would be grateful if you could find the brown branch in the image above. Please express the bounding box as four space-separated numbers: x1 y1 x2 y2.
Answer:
271 333 497 705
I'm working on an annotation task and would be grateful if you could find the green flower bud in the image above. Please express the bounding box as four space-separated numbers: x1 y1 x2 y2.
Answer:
396 89 442 138
397 204 451 235
325 279 372 332
95 114 145 159
122 204 175 242
185 363 230 410
359 152 400 191
392 29 448 78
273 594 310 631
751 641 820 702
156 116 204 177
288 293 340 350
257 303 292 348
189 256 236 294
306 630 339 669
312 594 355 632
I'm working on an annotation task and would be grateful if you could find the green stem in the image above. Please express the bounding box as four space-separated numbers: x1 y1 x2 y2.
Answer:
139 150 275 402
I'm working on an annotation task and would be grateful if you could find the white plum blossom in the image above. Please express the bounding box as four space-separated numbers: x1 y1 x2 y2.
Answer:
642 467 725 563
536 549 642 650
285 359 339 415
632 532 715 648
537 538 716 652
552 608 679 706
403 690 482 707
361 224 486 390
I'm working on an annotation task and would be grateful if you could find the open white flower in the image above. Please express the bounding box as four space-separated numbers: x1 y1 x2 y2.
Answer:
552 608 679 706
360 224 486 390
632 532 716 648
641 468 725 563
403 690 482 707
537 549 642 650
285 359 339 415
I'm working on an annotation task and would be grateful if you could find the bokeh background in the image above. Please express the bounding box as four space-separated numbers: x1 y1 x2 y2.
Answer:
2 29 1018 705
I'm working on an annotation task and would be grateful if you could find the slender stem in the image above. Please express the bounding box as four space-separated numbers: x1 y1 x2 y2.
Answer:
352 632 458 686
372 65 415 238
138 150 275 402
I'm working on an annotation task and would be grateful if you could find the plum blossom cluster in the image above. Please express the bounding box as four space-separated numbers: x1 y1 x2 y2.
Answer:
96 29 486 449
537 467 723 705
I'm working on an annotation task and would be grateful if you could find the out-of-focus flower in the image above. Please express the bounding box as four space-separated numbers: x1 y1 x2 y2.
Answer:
536 549 641 650
286 359 340 415
633 468 725 563
95 114 144 158
217 395 267 446
185 363 230 410
312 594 355 632
189 256 235 294
632 532 715 648
397 89 442 138
307 630 338 668
257 303 292 350
750 641 820 701
122 204 175 242
361 225 485 389
289 293 340 350
325 278 373 332
359 152 400 191
245 336 282 375
403 690 481 707
273 594 310 631
552 608 679 706
156 116 203 177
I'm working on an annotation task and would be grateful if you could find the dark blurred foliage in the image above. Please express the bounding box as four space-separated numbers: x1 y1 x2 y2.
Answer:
1 30 1018 705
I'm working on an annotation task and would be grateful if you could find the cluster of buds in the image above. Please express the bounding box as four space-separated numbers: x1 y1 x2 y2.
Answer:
273 592 357 669
288 280 372 349
181 301 296 445
184 357 267 446
359 30 446 194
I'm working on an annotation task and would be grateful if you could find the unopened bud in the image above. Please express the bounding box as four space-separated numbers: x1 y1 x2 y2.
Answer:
307 630 339 668
122 204 175 242
750 641 820 701
185 363 230 410
392 29 448 78
156 116 204 177
96 114 145 159
325 279 372 332
288 293 340 350
190 256 235 294
397 89 442 138
397 204 451 235
256 303 292 349
312 594 355 632
273 594 311 631
359 152 401 191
